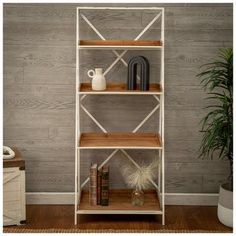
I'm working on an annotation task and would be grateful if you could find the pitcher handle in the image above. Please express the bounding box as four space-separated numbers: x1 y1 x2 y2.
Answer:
87 70 95 78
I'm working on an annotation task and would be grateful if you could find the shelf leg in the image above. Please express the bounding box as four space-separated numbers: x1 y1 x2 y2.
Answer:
75 6 79 226
74 148 78 225
161 7 165 226
161 144 165 223
74 211 77 225
158 150 161 190
162 213 165 225
161 149 165 226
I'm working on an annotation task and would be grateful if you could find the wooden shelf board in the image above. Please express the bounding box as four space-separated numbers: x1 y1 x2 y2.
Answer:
78 45 162 50
79 133 162 149
77 189 162 214
78 40 163 50
79 83 162 95
79 40 162 46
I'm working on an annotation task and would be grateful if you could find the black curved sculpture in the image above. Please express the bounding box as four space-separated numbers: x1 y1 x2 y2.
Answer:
127 56 150 91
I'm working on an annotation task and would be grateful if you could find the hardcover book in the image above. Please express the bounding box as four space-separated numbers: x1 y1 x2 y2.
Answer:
97 170 101 205
89 163 97 206
101 165 109 206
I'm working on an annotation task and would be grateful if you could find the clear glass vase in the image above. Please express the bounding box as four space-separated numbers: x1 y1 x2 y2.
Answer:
131 189 144 206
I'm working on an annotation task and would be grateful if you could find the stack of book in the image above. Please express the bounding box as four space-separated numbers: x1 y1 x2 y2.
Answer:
89 164 109 206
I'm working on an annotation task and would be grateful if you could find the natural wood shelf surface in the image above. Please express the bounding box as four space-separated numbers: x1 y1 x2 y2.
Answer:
78 189 161 213
79 133 162 149
79 40 162 46
79 83 162 94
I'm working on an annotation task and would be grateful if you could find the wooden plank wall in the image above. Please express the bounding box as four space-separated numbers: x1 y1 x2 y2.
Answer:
3 3 233 193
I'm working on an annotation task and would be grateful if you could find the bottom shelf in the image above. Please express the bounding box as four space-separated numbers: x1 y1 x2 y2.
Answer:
77 189 162 214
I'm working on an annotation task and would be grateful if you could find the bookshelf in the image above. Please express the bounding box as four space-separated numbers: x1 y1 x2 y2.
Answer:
75 7 165 225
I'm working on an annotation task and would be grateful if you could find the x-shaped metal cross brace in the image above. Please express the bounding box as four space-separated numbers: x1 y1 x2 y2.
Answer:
80 95 160 190
80 11 162 77
79 10 163 190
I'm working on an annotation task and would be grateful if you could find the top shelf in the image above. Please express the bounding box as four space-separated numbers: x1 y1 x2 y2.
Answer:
78 40 163 50
77 7 164 10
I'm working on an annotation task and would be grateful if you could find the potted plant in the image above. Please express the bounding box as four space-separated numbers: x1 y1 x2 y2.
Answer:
197 48 233 227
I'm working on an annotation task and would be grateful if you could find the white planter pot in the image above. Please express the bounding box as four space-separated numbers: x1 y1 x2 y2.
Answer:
217 183 233 228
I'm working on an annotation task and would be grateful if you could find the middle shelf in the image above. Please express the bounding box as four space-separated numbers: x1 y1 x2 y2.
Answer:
78 132 162 149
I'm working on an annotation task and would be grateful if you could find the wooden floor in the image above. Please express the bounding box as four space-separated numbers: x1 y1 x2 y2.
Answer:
4 205 232 232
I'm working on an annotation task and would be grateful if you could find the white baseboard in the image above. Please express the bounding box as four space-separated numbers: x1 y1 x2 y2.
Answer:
165 193 219 205
26 192 219 206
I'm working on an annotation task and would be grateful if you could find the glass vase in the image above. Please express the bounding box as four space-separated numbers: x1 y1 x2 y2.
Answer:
131 189 144 206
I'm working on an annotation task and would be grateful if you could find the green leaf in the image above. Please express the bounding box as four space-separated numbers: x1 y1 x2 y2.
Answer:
196 48 233 168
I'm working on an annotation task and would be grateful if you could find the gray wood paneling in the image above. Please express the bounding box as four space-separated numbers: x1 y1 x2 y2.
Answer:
3 127 49 140
166 174 203 193
4 110 75 128
26 173 74 192
142 6 233 29
3 3 233 193
202 174 228 193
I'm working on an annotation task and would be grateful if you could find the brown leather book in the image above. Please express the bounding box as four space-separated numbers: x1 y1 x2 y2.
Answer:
89 163 97 206
97 170 101 205
101 165 109 206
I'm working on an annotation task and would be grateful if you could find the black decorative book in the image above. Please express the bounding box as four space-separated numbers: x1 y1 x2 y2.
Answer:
101 165 109 206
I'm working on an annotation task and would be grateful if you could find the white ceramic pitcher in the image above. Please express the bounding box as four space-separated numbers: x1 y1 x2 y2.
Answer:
87 68 106 91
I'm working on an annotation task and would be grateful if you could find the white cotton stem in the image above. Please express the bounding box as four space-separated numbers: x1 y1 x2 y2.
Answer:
120 158 159 190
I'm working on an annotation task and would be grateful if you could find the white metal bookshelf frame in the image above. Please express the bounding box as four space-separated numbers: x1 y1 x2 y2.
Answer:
75 7 165 225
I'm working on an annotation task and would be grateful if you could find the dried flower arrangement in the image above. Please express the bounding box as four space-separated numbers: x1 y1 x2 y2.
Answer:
120 159 159 190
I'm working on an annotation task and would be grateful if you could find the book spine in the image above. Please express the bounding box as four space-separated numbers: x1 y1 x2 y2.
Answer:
89 165 97 206
101 166 109 206
97 170 101 205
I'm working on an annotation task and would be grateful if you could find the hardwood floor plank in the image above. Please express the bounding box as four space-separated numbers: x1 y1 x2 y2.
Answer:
3 205 232 232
